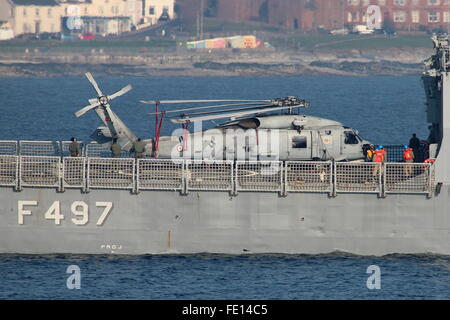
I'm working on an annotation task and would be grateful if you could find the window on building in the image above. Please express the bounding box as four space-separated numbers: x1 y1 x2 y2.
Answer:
362 0 370 5
35 8 39 16
347 12 353 23
394 11 406 22
292 136 307 149
378 0 386 5
444 12 450 23
348 0 360 5
149 6 155 15
48 8 52 18
23 23 29 33
412 10 420 23
23 8 27 17
428 11 440 23
412 0 420 5
428 0 440 5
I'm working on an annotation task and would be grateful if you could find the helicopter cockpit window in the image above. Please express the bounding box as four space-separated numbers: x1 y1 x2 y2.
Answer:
292 136 307 149
344 131 359 145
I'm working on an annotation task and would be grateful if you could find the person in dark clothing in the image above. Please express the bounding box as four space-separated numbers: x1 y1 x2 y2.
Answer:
409 133 421 162
69 137 81 157
111 139 121 158
132 138 146 158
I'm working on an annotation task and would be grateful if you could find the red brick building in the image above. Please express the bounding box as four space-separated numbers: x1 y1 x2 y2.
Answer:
267 0 345 31
345 0 450 32
216 0 267 22
176 0 203 22
182 0 450 32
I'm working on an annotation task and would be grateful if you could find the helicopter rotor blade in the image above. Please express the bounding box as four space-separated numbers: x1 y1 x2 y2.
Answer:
141 99 270 105
85 72 103 97
148 102 268 115
75 102 101 118
88 98 98 104
166 104 272 118
107 84 133 101
170 105 299 124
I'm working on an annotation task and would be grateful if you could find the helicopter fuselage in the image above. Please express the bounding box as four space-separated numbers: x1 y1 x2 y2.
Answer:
153 115 370 162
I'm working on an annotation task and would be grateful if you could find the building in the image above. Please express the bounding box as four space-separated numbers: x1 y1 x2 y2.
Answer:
0 0 62 35
266 0 344 31
59 0 132 36
211 0 450 33
0 0 175 37
0 20 14 40
141 0 175 25
216 0 267 23
345 0 450 32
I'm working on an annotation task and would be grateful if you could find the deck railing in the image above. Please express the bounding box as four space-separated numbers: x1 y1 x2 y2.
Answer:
0 155 434 197
0 141 435 197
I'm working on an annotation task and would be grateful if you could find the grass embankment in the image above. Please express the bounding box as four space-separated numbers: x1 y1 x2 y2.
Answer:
0 39 177 54
272 34 431 50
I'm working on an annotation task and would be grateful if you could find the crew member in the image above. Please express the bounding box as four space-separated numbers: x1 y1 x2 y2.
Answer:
111 139 121 158
366 145 375 162
372 145 386 178
409 133 421 163
132 138 146 159
403 144 414 176
69 137 80 157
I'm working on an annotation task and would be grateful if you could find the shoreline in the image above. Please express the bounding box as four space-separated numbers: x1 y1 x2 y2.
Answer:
0 48 430 78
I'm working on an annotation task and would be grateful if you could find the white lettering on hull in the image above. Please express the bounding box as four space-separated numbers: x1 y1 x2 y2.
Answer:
17 201 113 226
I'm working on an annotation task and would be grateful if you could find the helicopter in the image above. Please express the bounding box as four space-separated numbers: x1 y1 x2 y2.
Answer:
76 73 371 161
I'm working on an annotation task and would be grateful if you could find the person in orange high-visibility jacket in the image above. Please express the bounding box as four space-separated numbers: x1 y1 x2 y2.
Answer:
403 145 414 176
372 146 386 178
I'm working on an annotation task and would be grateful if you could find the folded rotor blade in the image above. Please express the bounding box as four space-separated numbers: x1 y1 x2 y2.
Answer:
141 99 270 105
75 102 101 118
108 84 133 101
148 102 266 115
170 105 298 124
85 72 103 96
167 104 272 118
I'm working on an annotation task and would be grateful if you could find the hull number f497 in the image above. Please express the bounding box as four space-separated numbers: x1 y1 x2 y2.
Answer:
18 201 113 226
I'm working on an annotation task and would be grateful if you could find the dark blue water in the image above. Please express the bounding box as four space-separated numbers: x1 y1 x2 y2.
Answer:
0 76 429 144
1 76 448 300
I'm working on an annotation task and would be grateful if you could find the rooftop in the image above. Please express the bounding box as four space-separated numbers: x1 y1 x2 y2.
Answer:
10 0 59 6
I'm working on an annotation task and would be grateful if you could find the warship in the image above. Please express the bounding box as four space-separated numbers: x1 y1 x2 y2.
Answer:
0 36 449 256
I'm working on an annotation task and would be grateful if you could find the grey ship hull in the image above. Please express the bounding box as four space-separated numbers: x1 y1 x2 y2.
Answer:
1 187 449 256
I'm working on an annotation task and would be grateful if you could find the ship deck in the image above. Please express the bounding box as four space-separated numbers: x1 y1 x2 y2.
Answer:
0 140 435 198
